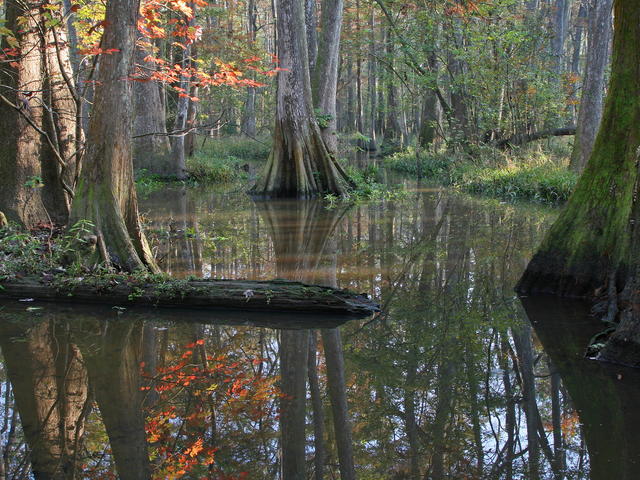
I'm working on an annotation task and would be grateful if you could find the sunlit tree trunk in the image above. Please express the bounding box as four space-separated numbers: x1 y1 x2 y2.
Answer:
43 11 82 213
69 0 158 272
252 0 353 197
0 0 72 226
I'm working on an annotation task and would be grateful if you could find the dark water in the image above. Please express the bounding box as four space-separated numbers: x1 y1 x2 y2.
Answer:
0 182 638 479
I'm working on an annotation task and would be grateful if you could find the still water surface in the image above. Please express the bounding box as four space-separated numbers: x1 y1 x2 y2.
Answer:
0 181 638 479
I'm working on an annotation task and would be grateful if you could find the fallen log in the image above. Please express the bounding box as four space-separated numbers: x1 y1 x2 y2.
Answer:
496 126 576 149
0 276 379 318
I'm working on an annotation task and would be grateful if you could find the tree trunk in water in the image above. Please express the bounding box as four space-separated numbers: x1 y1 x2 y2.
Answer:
0 319 88 480
0 0 72 226
252 0 353 198
279 329 309 480
307 331 326 480
517 1 640 366
79 320 152 480
69 0 158 272
311 0 344 155
321 328 357 480
132 39 173 176
512 323 540 480
569 0 613 173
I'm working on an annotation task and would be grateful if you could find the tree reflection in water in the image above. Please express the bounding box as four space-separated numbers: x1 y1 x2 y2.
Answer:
0 186 638 478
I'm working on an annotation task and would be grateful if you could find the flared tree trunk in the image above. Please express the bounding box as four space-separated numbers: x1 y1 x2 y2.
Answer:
251 0 353 198
569 0 613 173
69 0 158 272
517 0 640 365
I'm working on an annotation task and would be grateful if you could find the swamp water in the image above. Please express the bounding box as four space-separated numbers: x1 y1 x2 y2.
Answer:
0 182 638 479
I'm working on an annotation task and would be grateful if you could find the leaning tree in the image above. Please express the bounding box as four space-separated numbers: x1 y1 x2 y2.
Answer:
69 0 158 271
251 0 354 198
517 0 640 365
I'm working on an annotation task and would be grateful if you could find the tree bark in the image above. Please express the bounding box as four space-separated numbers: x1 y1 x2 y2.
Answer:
252 0 353 198
79 320 152 480
311 0 344 154
279 329 309 480
321 328 357 480
517 0 639 314
569 0 613 173
132 39 173 176
69 0 158 272
0 0 73 227
0 319 89 480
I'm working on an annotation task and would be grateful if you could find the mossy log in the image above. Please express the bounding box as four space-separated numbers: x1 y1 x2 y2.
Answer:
0 276 379 318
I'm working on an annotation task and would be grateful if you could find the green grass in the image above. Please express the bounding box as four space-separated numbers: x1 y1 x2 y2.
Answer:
383 146 578 204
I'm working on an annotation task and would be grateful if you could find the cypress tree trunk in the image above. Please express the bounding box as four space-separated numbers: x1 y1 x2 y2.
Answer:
132 39 173 176
0 0 73 226
311 0 344 155
569 0 613 173
517 0 640 365
252 0 353 198
241 0 258 137
69 0 158 272
0 319 88 480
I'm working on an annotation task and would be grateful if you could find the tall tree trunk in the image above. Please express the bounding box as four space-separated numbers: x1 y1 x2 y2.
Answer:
311 0 344 154
0 320 89 480
251 0 353 198
79 320 152 480
552 0 571 75
69 0 158 272
241 0 258 137
366 8 377 151
184 84 199 158
0 0 72 226
569 0 613 173
132 39 173 176
279 330 309 480
321 328 357 480
170 32 193 180
308 332 326 480
43 11 82 215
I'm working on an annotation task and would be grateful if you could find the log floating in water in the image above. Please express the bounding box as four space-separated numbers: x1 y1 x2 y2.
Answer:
0 277 379 318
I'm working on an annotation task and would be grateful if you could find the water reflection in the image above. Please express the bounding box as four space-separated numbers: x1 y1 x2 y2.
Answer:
1 183 638 478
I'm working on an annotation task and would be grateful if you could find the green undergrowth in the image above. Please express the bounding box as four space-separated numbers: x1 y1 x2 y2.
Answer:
384 145 578 204
135 136 272 194
0 222 203 299
325 164 407 206
187 135 271 182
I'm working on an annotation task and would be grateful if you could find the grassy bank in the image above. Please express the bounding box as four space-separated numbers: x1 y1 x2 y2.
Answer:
383 145 578 204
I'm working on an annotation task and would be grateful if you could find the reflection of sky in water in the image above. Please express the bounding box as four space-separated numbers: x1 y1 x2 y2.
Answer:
1 183 637 478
